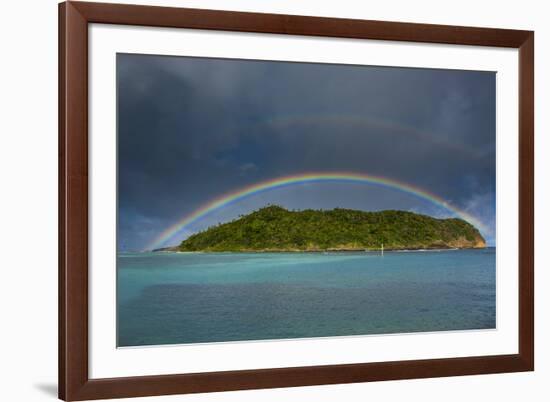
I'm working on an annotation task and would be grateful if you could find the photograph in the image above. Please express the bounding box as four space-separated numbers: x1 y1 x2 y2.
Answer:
1 0 543 401
116 53 496 347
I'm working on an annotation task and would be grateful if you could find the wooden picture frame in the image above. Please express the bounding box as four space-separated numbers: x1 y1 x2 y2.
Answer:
59 1 534 400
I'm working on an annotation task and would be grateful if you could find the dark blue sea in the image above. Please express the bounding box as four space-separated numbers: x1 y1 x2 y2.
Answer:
117 248 496 347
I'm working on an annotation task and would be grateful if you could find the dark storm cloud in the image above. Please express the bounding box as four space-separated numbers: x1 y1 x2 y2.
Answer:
117 54 496 251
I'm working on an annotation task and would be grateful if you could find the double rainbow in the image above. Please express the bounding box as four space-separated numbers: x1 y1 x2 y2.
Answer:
147 172 487 250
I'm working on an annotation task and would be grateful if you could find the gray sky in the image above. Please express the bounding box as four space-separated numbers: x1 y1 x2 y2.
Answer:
117 53 496 251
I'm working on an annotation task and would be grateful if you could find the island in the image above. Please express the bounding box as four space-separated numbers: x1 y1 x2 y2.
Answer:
174 205 486 252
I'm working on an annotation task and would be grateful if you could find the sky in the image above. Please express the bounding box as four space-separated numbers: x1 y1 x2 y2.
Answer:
117 53 496 251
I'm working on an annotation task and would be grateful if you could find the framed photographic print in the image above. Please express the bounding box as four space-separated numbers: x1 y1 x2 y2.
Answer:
59 1 534 400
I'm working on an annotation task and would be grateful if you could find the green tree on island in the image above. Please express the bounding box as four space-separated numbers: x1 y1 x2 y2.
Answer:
178 205 486 252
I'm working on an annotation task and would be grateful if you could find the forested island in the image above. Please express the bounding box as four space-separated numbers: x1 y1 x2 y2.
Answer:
172 205 486 252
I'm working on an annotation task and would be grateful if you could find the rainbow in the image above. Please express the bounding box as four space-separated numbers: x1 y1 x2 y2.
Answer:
264 113 484 159
147 172 487 250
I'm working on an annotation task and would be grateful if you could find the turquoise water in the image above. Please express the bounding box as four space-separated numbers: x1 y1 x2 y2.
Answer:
117 248 496 347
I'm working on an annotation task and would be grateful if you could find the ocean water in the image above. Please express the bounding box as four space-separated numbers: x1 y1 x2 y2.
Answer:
117 248 496 347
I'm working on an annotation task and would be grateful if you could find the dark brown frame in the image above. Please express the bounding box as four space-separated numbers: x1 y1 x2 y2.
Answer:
59 1 534 400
